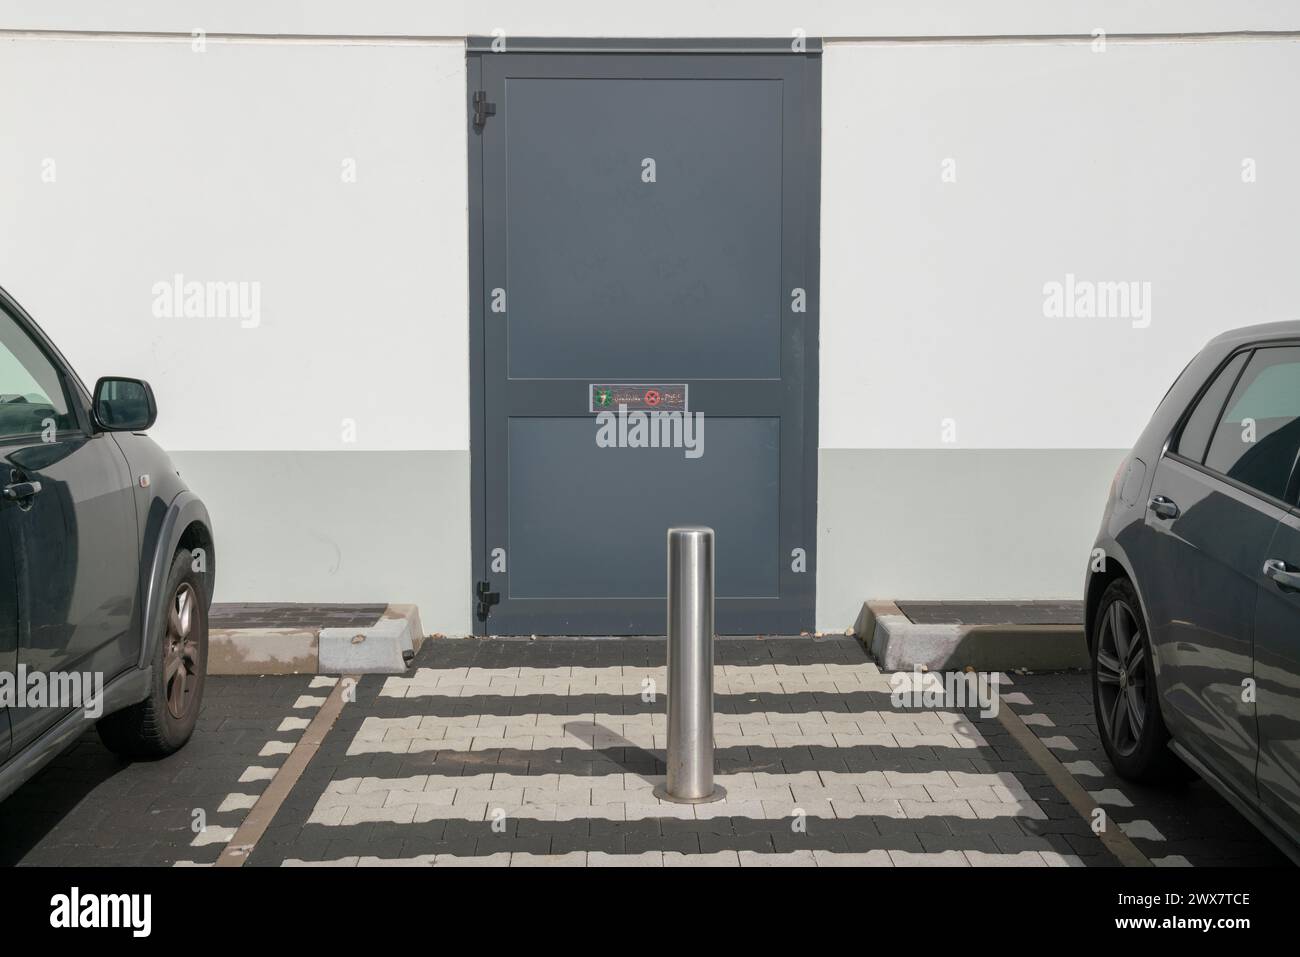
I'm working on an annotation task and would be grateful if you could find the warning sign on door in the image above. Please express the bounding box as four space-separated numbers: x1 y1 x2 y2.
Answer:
589 383 688 414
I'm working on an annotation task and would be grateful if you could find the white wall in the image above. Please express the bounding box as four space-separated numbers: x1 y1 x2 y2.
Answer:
820 37 1300 450
0 36 468 453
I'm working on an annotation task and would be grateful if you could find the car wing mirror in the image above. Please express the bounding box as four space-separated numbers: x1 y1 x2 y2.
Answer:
92 377 157 432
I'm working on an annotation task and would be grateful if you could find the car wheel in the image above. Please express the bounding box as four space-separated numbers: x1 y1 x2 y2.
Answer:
97 548 208 758
1092 578 1188 784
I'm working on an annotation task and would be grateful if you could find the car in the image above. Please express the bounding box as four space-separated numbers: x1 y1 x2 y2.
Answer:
0 285 214 804
1085 321 1300 862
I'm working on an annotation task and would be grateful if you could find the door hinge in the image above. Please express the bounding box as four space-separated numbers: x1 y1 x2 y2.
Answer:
473 91 496 130
475 580 500 622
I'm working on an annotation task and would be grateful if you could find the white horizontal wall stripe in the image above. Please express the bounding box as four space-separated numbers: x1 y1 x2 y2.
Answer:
3 1 1297 39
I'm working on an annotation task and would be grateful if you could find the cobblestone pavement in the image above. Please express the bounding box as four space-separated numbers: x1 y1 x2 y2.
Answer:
1 639 1287 867
1004 671 1291 867
246 637 1118 866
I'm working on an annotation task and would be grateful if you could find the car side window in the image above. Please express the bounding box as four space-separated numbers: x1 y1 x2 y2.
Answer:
0 309 78 442
1174 350 1249 463
1203 346 1300 502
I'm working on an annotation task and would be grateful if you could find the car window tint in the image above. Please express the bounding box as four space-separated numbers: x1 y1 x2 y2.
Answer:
1175 350 1248 463
0 309 77 441
1204 346 1300 501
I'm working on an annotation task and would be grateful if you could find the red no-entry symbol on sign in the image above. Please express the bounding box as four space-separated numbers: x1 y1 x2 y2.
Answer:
644 390 661 407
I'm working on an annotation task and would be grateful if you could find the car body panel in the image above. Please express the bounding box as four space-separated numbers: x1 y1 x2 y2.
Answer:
0 665 151 806
1141 454 1276 798
2 429 141 751
0 504 15 765
1254 511 1300 841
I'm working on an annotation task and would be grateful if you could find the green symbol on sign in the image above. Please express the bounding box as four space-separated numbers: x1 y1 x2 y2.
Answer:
595 389 612 408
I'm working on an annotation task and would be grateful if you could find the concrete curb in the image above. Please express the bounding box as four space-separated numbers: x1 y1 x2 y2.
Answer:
209 604 424 675
855 600 1090 673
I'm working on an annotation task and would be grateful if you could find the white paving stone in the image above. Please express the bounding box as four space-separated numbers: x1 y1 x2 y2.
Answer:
217 793 259 813
304 769 1047 826
345 710 986 756
1064 760 1103 777
1089 788 1134 807
275 849 1075 868
380 663 890 699
190 826 237 847
238 766 277 783
1119 819 1166 841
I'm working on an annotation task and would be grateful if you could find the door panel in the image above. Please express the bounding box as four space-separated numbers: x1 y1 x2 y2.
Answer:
508 416 779 601
1255 512 1300 842
473 48 819 635
1143 456 1279 797
504 77 783 381
0 504 15 764
5 434 139 749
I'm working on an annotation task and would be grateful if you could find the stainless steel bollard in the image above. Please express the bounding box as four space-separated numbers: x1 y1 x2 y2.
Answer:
656 526 725 804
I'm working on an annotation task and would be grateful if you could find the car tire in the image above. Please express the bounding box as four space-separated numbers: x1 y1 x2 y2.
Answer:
97 548 208 758
1091 578 1189 784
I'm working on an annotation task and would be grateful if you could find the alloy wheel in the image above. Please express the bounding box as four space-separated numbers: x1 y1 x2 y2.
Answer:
163 582 201 720
1095 599 1149 757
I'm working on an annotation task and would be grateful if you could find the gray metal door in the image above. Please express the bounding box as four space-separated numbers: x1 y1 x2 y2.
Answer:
469 41 821 635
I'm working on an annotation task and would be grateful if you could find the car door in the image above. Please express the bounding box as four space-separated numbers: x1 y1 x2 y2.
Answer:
1240 350 1300 843
1142 345 1299 800
0 506 14 765
0 301 140 750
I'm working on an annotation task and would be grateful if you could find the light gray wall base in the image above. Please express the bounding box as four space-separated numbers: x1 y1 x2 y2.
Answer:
816 448 1127 632
171 450 472 637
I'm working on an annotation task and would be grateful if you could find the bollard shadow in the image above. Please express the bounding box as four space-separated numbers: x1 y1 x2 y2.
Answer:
562 720 664 777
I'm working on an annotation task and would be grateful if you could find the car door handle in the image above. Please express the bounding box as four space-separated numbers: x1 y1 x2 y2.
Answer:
1263 559 1300 591
2 480 42 502
1148 495 1179 520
